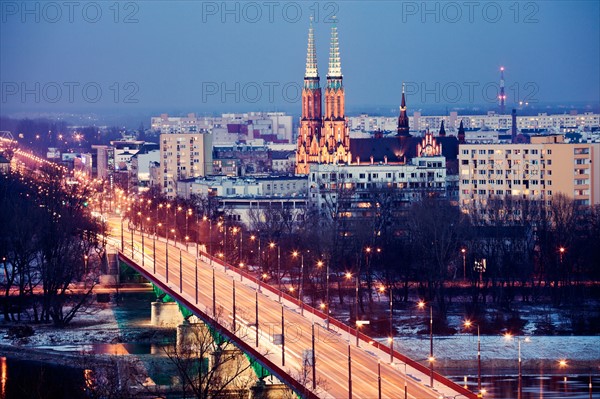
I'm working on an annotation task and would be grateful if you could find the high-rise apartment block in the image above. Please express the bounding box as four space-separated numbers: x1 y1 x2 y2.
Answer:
159 133 213 198
458 136 599 209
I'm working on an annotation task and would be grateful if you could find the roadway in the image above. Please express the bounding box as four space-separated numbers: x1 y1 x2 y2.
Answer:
109 217 474 399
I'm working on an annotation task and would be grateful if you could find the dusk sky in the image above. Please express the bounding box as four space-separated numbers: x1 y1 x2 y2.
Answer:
1 1 599 121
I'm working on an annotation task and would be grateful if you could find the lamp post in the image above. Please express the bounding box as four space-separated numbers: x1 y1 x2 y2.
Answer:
380 285 394 363
185 208 192 243
464 320 482 394
418 300 434 388
269 242 282 302
250 233 262 273
292 251 305 315
166 203 171 238
346 272 360 346
203 216 213 264
461 248 467 280
504 332 530 399
317 260 330 328
559 359 568 395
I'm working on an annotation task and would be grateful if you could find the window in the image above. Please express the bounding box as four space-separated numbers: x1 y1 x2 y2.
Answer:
575 148 590 155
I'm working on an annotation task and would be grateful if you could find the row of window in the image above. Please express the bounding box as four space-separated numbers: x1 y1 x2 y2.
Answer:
462 159 552 166
462 189 553 196
461 148 548 156
463 179 551 186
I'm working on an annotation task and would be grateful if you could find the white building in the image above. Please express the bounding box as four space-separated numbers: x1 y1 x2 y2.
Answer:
159 133 213 198
308 155 448 218
151 112 294 144
348 111 600 135
176 175 308 199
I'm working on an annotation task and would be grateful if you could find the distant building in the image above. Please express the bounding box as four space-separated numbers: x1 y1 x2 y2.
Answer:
270 151 296 174
130 148 160 192
176 175 308 225
176 175 307 199
159 133 213 198
151 112 294 144
308 152 448 219
349 111 600 136
458 136 600 211
0 154 10 174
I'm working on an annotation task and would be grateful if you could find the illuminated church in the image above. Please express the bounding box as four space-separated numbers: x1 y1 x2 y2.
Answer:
295 20 459 176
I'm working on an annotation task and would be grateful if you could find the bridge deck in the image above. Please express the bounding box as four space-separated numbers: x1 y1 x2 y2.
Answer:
114 223 475 399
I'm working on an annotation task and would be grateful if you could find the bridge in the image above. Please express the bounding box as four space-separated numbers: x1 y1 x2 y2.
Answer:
111 217 476 399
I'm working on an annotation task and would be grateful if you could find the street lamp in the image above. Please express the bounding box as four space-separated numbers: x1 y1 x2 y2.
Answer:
250 233 261 273
504 332 530 399
346 272 360 346
292 250 305 315
418 300 434 388
185 208 192 241
461 248 467 280
269 242 281 302
379 285 394 363
317 260 330 327
559 359 568 394
464 319 482 394
559 246 566 263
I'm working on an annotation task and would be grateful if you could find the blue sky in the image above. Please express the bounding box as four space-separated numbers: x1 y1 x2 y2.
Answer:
1 1 599 119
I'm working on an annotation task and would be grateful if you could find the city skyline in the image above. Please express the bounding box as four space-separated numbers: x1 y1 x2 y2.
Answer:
1 1 599 122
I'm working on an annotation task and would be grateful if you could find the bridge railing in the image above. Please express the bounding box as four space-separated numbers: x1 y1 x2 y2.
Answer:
118 250 320 399
199 250 476 399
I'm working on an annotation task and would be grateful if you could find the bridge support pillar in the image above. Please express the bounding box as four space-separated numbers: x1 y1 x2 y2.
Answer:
176 321 208 351
151 301 183 327
250 381 292 399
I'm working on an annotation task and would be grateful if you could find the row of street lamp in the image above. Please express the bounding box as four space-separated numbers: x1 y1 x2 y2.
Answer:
115 197 580 399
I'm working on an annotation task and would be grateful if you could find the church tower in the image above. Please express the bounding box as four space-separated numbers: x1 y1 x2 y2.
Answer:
321 18 350 164
397 83 410 136
296 17 323 175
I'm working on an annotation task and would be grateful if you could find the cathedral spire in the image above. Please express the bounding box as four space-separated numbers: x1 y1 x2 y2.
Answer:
401 82 406 108
397 82 410 136
327 17 342 80
305 15 318 79
439 120 446 136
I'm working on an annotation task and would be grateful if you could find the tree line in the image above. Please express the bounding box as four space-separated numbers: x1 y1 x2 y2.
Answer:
0 168 106 326
125 184 600 334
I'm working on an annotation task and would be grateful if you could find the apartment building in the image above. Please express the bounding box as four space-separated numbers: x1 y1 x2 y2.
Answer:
159 133 213 198
458 135 600 209
308 155 448 218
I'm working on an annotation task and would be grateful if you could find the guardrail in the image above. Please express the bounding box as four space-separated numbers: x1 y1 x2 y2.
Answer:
187 249 476 399
120 242 476 399
118 251 320 399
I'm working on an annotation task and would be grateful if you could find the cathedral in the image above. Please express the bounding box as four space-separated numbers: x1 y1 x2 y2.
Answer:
295 18 351 175
295 19 459 175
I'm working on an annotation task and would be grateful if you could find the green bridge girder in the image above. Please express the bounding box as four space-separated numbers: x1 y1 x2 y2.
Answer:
151 283 271 381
